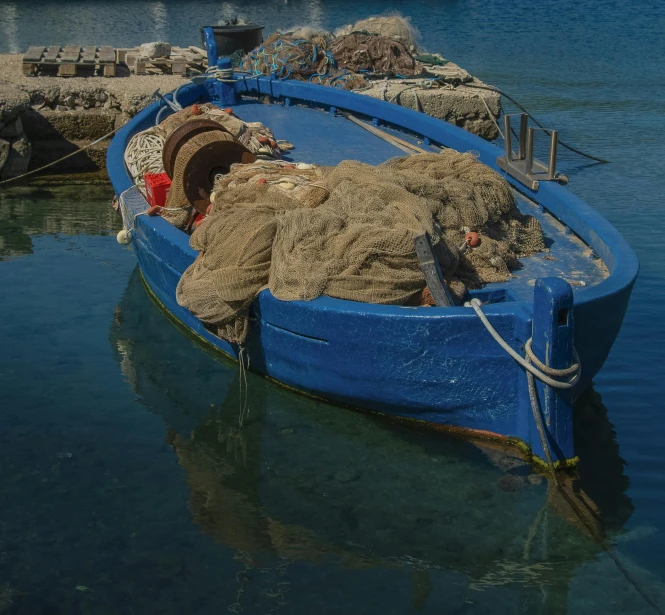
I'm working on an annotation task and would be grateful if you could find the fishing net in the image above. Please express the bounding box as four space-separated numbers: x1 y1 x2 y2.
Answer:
335 15 419 50
331 34 423 77
176 151 545 344
241 33 369 90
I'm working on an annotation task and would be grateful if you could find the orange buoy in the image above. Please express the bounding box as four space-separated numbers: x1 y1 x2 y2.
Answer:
224 107 233 115
147 205 162 216
192 213 205 228
257 135 270 144
258 178 267 185
465 232 480 247
191 104 202 116
269 139 277 149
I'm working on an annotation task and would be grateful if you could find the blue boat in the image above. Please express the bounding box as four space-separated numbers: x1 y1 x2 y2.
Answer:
106 55 638 470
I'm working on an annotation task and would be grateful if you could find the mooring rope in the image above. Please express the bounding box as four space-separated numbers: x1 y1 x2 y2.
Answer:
461 83 610 164
468 297 663 613
0 125 123 186
466 298 581 389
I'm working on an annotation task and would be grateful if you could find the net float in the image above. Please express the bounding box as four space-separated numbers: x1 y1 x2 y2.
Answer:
465 232 480 247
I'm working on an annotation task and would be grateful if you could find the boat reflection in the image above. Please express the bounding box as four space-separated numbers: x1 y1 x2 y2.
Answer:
110 267 633 611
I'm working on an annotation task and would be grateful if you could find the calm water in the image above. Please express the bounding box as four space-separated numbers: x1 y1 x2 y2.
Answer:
1 1 664 613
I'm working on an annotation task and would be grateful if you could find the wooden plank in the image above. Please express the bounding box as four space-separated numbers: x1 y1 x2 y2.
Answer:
98 46 115 63
116 48 133 64
171 58 187 75
23 46 45 62
103 64 116 77
43 46 61 63
189 45 207 57
413 233 454 307
132 59 146 75
60 45 81 63
81 46 97 63
58 63 78 77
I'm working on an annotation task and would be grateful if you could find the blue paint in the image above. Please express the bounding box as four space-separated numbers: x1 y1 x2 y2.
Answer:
202 26 218 67
531 278 575 461
107 78 638 465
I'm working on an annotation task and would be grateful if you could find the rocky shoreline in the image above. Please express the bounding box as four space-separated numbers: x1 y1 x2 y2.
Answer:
0 51 500 182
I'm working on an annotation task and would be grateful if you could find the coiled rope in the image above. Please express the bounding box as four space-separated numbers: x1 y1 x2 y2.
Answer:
467 297 662 613
124 130 165 181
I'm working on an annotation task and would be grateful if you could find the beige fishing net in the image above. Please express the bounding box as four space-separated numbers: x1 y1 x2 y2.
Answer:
176 151 545 344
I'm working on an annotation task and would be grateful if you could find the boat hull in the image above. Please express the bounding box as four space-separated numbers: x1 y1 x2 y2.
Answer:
107 77 638 467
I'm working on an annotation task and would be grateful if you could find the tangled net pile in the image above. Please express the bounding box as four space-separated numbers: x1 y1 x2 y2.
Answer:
241 33 368 89
241 28 425 89
331 34 423 77
176 151 546 343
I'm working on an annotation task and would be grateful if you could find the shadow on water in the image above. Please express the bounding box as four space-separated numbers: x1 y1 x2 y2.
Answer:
108 267 635 613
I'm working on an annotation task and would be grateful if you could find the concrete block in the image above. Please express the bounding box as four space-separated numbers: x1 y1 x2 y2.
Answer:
139 42 172 59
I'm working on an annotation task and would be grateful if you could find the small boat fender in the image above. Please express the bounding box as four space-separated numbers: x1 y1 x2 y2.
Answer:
116 229 132 245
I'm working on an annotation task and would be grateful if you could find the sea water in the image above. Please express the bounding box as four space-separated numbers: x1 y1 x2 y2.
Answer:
0 1 664 613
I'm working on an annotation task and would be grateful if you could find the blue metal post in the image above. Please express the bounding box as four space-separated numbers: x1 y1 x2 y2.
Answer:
214 58 237 106
530 277 575 462
203 27 218 68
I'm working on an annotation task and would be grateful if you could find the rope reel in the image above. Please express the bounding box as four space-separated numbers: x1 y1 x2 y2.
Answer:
168 131 256 215
162 118 231 179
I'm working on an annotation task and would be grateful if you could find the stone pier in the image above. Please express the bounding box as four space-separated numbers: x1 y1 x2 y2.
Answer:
0 51 500 181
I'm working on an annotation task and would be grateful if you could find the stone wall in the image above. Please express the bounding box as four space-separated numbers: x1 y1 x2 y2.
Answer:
0 82 32 179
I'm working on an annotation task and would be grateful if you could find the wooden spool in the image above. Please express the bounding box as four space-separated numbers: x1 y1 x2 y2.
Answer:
170 131 256 214
162 118 230 179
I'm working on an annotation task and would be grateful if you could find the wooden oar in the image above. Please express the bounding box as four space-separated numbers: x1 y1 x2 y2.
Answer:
339 111 430 155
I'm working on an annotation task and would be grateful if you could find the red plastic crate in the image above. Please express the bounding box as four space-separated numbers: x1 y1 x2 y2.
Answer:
144 172 171 207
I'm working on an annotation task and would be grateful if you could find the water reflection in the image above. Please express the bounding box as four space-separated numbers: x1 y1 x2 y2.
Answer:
0 2 20 54
110 268 633 612
0 183 117 259
149 1 168 41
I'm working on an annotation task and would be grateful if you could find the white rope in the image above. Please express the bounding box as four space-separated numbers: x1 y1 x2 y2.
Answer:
465 297 581 389
124 130 165 182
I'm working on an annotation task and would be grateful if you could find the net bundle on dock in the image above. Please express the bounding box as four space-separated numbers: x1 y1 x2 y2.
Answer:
240 29 425 89
175 151 545 343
